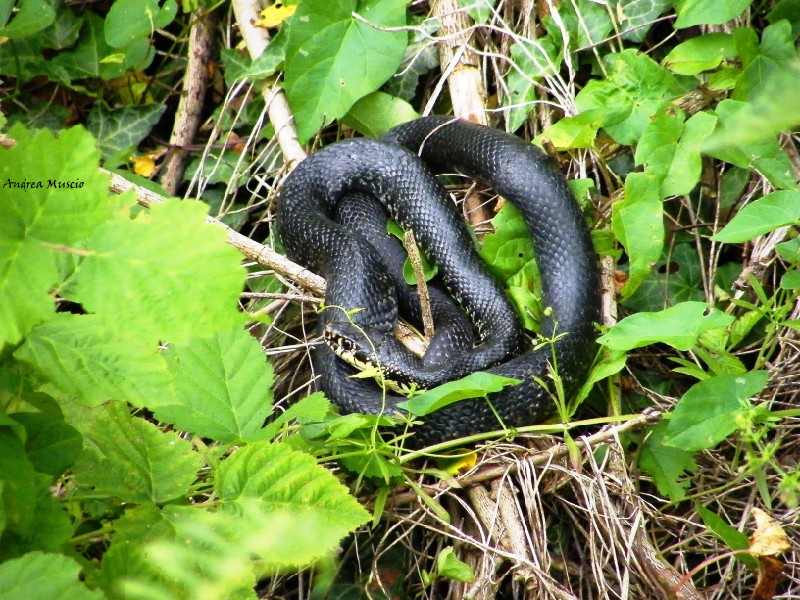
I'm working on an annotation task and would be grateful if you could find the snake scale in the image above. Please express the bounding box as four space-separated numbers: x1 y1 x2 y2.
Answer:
277 116 600 446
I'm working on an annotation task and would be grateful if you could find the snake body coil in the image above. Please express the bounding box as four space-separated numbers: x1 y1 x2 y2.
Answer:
277 117 600 446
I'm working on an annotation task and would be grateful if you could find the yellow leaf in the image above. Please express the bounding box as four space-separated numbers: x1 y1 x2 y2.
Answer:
131 151 163 177
441 451 477 476
255 1 296 29
749 508 790 557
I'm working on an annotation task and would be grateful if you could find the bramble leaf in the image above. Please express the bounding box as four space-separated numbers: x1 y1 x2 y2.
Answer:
639 422 697 502
154 327 274 443
0 552 104 600
73 403 202 504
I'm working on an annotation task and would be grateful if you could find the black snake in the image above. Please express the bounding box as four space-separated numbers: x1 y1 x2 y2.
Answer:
277 116 600 446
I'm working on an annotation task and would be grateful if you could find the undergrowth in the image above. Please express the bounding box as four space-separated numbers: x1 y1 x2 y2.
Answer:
1 0 799 598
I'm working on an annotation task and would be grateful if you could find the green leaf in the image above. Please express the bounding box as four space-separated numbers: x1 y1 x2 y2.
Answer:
674 0 751 29
104 0 177 48
611 172 664 298
154 327 274 443
610 0 671 43
72 199 247 346
767 0 800 38
776 238 800 263
598 301 735 352
545 0 612 50
663 371 769 451
86 104 166 163
215 441 370 542
398 372 522 417
780 270 800 290
10 412 82 478
0 0 54 39
384 19 439 101
0 125 121 346
713 191 800 243
261 391 332 440
283 0 407 141
733 21 797 103
73 403 202 504
0 428 38 539
457 0 496 25
663 33 737 75
695 504 757 570
639 422 697 502
575 49 685 145
504 36 561 131
50 13 126 81
437 547 475 582
341 91 418 137
41 4 82 50
15 314 174 408
0 552 104 600
536 109 604 150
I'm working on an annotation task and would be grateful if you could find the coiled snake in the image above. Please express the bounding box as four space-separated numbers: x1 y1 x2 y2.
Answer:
277 117 600 446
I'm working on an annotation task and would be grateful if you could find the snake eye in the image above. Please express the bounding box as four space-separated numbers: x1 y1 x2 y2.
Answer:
342 339 353 352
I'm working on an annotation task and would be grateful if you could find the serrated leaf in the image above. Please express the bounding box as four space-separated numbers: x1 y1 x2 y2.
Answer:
15 314 174 408
598 301 735 352
74 403 202 504
215 441 370 538
0 125 121 345
0 552 104 600
10 412 82 478
72 199 246 346
663 33 737 75
86 103 166 162
674 0 751 29
341 91 418 137
154 327 273 443
639 422 697 501
713 190 800 243
398 372 522 417
612 172 664 298
663 371 769 451
104 0 177 48
283 0 407 141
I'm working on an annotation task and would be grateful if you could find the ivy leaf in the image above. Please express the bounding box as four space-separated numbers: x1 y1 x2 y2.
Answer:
663 371 770 451
713 190 800 243
73 403 202 504
154 327 274 443
283 0 407 141
663 33 737 75
50 12 126 81
41 4 83 50
72 199 246 347
611 172 664 298
86 103 166 163
639 422 697 502
0 552 104 600
623 244 705 312
398 372 522 417
341 91 418 137
15 314 174 408
674 0 751 29
215 441 370 543
0 125 121 346
598 301 735 352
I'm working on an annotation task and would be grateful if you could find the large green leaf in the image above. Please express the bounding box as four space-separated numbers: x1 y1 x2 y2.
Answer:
72 199 246 347
674 0 751 29
398 372 522 417
104 0 177 48
713 190 800 243
598 301 735 352
0 0 54 39
73 403 202 504
0 125 121 346
664 371 770 451
15 314 174 408
154 327 274 443
283 0 407 141
0 552 104 600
